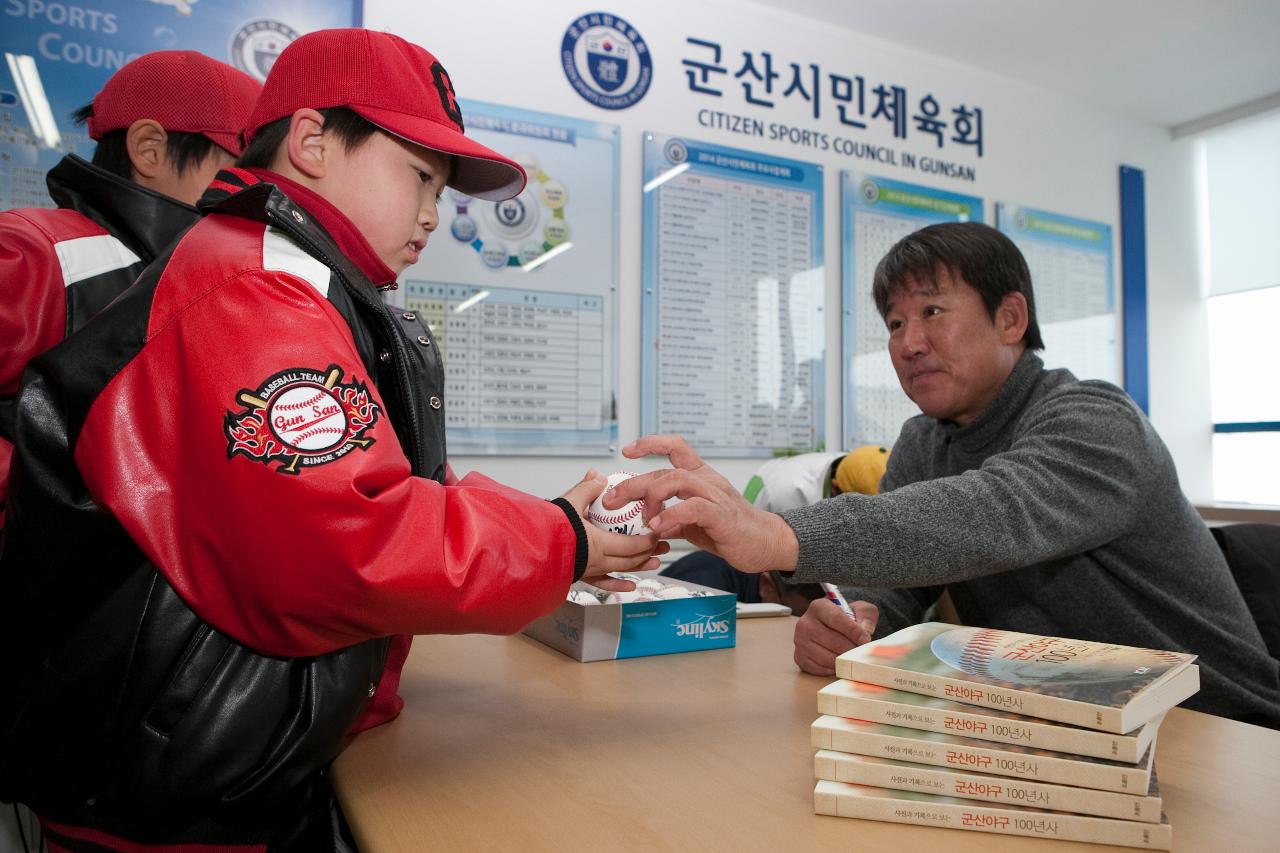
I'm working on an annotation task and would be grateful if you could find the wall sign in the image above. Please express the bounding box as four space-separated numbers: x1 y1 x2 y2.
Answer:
998 203 1117 385
390 100 622 456
560 10 652 110
641 131 825 457
841 172 984 446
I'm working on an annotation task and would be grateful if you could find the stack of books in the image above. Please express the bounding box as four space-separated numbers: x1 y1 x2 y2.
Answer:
811 622 1201 849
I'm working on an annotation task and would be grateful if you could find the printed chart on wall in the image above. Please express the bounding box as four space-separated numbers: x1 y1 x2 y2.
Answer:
997 205 1117 384
389 100 619 455
641 133 824 458
842 173 984 447
0 0 358 210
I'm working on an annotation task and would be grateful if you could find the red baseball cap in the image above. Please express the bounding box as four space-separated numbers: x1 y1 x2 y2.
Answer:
243 29 526 201
86 50 261 157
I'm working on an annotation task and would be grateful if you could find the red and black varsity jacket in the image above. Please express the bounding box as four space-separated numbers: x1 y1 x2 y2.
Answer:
0 168 588 849
0 154 201 529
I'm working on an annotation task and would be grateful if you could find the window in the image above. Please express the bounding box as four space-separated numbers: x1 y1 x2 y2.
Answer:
1207 288 1280 503
1199 109 1280 503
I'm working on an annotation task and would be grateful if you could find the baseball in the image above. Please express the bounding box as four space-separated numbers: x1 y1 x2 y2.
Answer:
268 383 347 452
567 588 602 606
587 471 651 536
635 578 665 595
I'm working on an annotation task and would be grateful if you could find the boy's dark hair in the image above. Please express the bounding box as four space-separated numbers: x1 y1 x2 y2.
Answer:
236 107 380 169
72 102 223 181
872 221 1044 351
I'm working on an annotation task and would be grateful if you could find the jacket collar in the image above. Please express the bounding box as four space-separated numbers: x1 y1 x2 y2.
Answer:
45 154 200 263
199 168 388 303
199 168 397 288
243 169 397 287
941 349 1044 452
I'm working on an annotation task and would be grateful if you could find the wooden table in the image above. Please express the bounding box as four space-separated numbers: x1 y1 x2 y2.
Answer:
334 617 1280 851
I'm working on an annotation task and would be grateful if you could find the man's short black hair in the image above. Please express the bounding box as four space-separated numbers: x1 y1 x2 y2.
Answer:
871 221 1045 351
71 103 224 181
236 107 380 169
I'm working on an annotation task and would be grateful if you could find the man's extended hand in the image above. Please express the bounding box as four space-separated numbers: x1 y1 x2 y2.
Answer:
793 598 879 675
560 470 667 591
602 435 798 574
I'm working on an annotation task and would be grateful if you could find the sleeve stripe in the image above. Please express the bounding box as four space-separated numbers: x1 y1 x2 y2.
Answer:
54 233 141 287
262 225 331 298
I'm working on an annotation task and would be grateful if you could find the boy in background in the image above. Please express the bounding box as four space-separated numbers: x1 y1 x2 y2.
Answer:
0 50 261 535
0 29 659 850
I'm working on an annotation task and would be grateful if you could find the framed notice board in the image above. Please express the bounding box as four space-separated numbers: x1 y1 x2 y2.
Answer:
641 132 825 458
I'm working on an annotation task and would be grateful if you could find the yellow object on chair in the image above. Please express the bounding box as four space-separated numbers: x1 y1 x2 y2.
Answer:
833 445 890 496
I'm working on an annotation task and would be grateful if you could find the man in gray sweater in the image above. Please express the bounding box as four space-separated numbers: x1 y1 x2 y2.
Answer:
609 222 1280 728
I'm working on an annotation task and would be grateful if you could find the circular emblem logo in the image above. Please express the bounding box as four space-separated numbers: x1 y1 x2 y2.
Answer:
495 197 529 229
152 26 178 49
451 215 478 242
560 12 652 110
226 365 381 475
268 383 349 453
663 138 688 165
449 156 572 271
859 179 880 204
230 19 300 82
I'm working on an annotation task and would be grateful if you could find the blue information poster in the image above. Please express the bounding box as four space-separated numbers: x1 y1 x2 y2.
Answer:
641 133 825 458
390 100 620 455
842 172 984 447
0 0 359 210
997 204 1117 384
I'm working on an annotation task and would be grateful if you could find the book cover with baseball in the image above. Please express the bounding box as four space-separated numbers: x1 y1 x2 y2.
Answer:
814 780 1172 850
817 678 1163 762
811 715 1154 793
814 750 1164 823
835 622 1199 733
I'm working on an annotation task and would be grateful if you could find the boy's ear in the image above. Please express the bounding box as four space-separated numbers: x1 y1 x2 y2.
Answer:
125 119 168 180
285 108 330 179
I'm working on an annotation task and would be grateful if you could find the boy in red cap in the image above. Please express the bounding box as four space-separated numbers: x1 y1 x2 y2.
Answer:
0 50 261 534
0 29 659 851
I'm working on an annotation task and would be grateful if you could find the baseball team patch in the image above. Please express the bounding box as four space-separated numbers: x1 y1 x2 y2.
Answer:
225 365 380 475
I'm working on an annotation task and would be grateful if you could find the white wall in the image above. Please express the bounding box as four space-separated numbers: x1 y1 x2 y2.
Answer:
364 0 1213 500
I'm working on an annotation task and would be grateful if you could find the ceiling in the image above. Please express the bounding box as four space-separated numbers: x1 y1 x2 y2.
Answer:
760 0 1280 132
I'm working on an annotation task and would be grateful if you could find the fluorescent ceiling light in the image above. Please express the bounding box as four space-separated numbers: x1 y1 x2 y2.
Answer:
521 241 573 272
453 289 491 313
643 162 690 193
5 52 61 149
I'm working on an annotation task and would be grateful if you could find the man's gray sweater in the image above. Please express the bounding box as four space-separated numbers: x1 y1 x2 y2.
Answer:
782 352 1280 727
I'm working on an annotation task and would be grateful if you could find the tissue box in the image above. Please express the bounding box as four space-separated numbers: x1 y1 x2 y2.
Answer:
522 571 737 662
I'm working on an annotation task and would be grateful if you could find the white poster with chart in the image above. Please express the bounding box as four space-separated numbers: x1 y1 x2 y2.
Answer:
388 101 619 455
842 173 984 447
641 133 825 458
997 205 1117 384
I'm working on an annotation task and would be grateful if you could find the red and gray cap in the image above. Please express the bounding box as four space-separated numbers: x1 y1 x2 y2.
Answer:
86 50 262 157
243 28 526 201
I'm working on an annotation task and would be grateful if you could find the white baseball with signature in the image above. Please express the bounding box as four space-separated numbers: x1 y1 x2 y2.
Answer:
586 471 651 536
